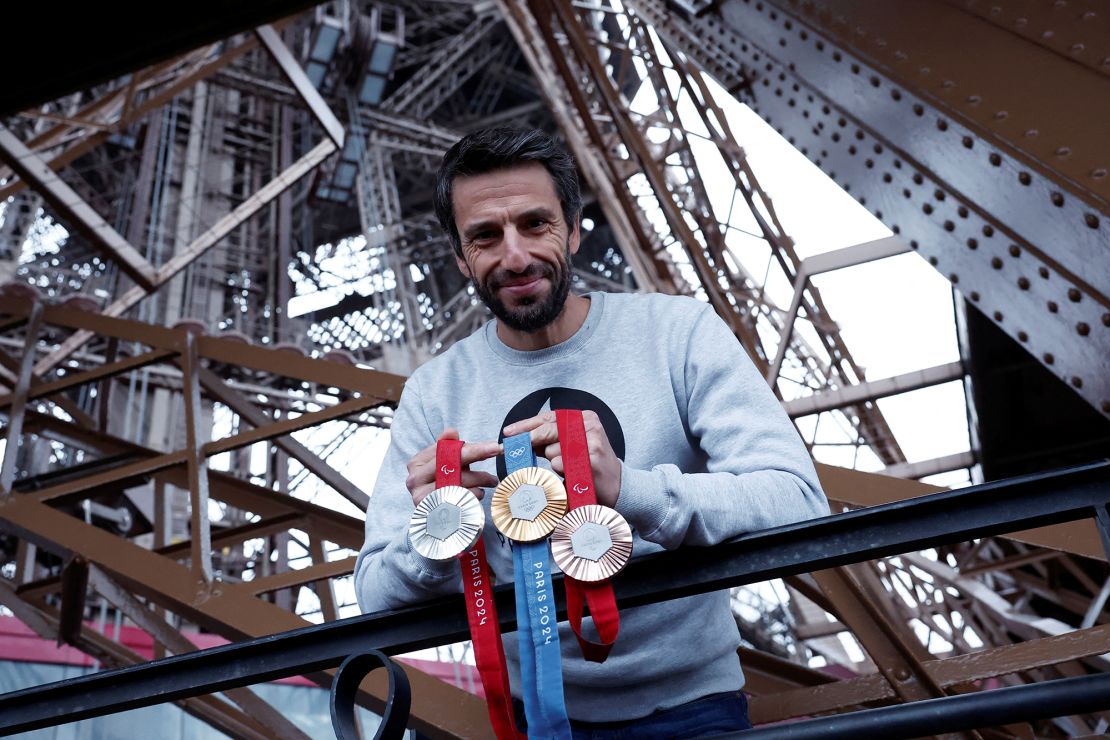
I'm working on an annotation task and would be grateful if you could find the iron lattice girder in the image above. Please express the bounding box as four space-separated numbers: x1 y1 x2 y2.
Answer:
640 0 1109 416
500 0 906 463
2 460 1109 735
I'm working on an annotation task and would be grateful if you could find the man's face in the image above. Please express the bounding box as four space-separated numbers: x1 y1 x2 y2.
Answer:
452 162 580 332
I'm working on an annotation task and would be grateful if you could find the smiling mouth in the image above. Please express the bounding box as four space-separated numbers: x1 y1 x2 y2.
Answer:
499 276 544 296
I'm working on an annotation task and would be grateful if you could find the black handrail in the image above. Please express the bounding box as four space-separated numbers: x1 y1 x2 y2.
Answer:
0 460 1107 737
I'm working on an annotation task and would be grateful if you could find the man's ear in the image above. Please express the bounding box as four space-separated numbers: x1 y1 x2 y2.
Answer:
568 215 582 256
455 253 472 278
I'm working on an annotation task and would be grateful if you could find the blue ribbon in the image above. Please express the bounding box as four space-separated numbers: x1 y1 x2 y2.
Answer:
503 433 572 739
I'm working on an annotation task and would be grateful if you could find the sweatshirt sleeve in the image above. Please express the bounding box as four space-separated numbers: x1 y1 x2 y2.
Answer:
353 373 462 614
616 305 830 549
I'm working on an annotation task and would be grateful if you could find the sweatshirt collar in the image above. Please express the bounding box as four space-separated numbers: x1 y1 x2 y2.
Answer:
484 291 605 365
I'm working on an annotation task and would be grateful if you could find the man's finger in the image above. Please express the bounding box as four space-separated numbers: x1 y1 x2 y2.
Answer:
527 422 560 447
460 440 503 465
460 471 498 489
543 442 562 462
503 410 556 437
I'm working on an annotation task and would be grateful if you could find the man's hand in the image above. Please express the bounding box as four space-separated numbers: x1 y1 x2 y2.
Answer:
405 428 501 506
503 410 622 508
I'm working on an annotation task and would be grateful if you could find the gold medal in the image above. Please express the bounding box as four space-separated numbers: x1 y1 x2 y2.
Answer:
409 485 485 561
550 504 633 582
490 466 568 542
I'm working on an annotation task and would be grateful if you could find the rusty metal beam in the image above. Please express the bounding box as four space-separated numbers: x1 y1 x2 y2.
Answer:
0 301 44 496
817 463 1106 561
647 0 1110 415
198 367 371 510
0 348 177 411
86 566 312 740
31 138 338 376
0 126 158 290
0 579 274 739
202 395 378 458
247 556 357 597
0 494 494 739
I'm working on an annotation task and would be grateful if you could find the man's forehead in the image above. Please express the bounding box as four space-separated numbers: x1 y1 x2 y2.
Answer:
453 163 559 217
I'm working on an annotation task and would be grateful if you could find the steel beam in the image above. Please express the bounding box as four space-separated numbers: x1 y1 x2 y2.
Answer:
785 361 965 418
0 126 158 290
0 301 43 496
1 461 1107 736
645 0 1110 415
0 495 495 739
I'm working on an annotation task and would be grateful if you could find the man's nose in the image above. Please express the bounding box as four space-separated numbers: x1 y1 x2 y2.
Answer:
501 228 531 272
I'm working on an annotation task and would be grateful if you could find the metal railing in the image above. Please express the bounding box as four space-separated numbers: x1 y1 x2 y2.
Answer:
1 460 1108 738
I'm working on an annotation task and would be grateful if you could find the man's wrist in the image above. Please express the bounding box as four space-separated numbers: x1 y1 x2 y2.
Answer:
614 462 669 539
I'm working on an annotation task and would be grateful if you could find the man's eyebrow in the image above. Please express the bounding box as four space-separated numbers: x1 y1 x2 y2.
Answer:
518 206 558 222
461 220 499 240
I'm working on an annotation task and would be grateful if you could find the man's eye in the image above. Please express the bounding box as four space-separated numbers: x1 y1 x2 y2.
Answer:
527 219 547 229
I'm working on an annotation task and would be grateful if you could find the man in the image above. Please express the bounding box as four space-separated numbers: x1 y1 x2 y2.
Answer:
355 127 828 736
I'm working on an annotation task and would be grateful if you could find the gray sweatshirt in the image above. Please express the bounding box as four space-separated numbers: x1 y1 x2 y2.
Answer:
354 291 829 723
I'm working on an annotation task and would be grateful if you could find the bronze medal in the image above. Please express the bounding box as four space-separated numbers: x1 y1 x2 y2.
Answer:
550 504 633 582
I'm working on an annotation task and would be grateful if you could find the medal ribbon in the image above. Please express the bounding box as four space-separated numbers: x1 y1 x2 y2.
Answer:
436 440 523 740
555 410 621 663
503 433 572 739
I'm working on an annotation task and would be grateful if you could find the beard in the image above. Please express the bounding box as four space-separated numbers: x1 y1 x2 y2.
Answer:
471 243 573 333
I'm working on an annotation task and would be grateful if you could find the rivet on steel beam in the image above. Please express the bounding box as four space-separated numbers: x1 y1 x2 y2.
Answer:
1051 192 1065 207
994 311 1004 322
1018 278 1030 290
1048 301 1059 313
983 224 995 236
1044 353 1055 365
1018 331 1028 342
1009 245 1022 257
1077 323 1090 336
970 291 980 302
991 257 1003 269
1072 377 1084 389
1039 267 1050 279
1085 214 1100 229
1068 288 1082 302
967 238 978 249
1019 171 1032 185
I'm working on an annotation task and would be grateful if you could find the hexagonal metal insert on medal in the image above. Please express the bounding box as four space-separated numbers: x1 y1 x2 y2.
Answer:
426 503 462 540
570 522 612 561
509 483 548 522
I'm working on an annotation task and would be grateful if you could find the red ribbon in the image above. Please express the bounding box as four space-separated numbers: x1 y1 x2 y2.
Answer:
437 440 523 739
555 410 621 663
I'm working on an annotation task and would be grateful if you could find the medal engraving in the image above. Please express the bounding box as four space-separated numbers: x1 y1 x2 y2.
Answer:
551 505 633 581
409 486 484 560
491 467 568 542
570 522 612 561
509 484 548 522
426 503 462 540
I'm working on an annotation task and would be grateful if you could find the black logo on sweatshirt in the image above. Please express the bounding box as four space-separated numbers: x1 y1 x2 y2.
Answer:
496 387 625 480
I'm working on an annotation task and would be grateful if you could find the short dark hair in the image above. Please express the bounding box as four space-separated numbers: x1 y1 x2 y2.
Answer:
434 127 581 257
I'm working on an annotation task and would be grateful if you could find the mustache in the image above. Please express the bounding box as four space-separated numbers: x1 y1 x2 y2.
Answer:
488 263 555 290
